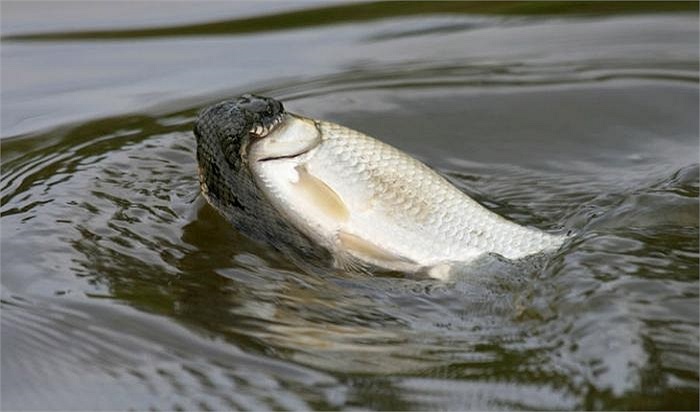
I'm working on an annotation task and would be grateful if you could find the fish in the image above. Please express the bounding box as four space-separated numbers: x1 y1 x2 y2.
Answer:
194 94 565 279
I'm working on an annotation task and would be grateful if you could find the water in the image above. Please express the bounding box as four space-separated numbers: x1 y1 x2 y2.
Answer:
1 2 698 410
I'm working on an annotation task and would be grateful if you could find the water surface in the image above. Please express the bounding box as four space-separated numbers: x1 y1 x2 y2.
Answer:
1 2 698 410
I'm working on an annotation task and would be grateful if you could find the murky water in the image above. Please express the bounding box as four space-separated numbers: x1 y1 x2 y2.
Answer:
1 2 698 410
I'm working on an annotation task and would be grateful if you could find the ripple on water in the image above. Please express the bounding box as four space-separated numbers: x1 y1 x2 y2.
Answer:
2 40 699 412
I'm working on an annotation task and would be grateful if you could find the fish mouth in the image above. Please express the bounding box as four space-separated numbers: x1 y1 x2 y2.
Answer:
255 146 313 162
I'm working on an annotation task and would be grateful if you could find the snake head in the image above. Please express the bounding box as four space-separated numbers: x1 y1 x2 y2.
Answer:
193 94 329 264
194 94 285 168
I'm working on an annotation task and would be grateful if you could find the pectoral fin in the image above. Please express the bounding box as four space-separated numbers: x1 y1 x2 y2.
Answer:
294 165 349 222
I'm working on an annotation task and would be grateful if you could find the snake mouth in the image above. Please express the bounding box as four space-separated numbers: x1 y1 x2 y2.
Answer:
249 111 286 139
248 113 322 164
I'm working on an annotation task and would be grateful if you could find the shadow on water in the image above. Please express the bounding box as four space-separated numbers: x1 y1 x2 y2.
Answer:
1 3 699 411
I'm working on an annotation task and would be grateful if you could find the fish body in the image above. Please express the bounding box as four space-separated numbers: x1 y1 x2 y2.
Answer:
195 95 564 278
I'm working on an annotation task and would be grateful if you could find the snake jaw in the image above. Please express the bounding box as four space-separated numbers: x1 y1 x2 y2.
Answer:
249 112 285 139
248 114 322 163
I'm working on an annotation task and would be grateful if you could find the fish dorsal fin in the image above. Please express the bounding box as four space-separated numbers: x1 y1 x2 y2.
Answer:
294 165 349 222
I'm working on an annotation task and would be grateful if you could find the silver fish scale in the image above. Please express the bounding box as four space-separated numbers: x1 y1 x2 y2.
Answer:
308 121 563 263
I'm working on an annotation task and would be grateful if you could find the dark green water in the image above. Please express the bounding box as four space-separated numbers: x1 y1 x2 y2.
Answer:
1 2 698 410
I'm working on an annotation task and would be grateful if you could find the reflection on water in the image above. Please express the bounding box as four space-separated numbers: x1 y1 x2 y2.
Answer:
1 2 698 410
3 1 697 41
